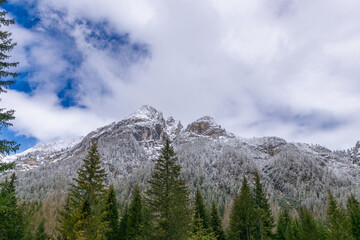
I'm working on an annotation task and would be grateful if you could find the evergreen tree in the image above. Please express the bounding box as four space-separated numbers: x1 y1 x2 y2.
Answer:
0 173 23 239
228 176 256 240
35 218 49 240
275 209 292 240
209 201 225 240
0 0 19 172
193 188 209 232
58 143 109 239
128 185 144 239
146 139 191 240
252 171 275 240
189 215 217 240
347 194 360 239
326 191 354 240
105 185 119 240
297 207 320 240
118 205 129 240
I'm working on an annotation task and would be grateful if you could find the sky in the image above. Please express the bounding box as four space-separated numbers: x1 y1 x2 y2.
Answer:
1 0 360 152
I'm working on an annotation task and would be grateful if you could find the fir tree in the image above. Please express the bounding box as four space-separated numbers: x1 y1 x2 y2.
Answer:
35 218 49 240
275 209 292 240
0 0 20 171
189 215 217 240
0 173 23 239
297 207 320 240
105 185 119 240
127 185 144 239
326 191 354 240
58 143 109 239
347 194 360 239
228 176 256 240
252 171 275 240
118 205 129 240
193 188 209 232
146 139 191 240
209 201 225 240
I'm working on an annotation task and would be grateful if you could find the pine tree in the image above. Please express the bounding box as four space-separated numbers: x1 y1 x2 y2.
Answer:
193 188 209 232
35 218 49 240
275 209 292 240
146 139 191 240
0 173 23 239
228 176 256 240
118 205 129 240
347 194 360 239
189 215 217 240
0 0 20 171
297 207 320 240
58 143 109 239
209 201 225 240
105 185 119 240
252 171 275 240
326 191 354 240
127 185 144 239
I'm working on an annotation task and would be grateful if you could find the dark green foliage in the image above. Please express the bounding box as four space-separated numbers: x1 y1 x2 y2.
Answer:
253 171 275 240
210 201 225 240
193 188 209 232
0 173 23 239
297 207 321 240
127 185 144 239
58 143 109 239
228 176 256 240
275 209 292 240
347 195 360 239
118 205 129 240
35 218 49 240
326 191 354 240
146 139 191 240
105 185 119 240
0 0 19 170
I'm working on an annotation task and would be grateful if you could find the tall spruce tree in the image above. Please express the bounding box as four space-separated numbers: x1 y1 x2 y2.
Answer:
297 207 321 240
210 201 225 240
253 171 275 240
326 191 354 240
0 173 23 239
347 195 360 239
228 176 256 240
193 188 209 232
127 185 144 239
105 185 119 240
146 139 191 240
0 0 20 171
118 205 129 240
58 143 108 239
275 209 292 240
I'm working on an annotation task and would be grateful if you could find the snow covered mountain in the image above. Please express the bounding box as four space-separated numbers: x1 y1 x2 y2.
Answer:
2 105 360 213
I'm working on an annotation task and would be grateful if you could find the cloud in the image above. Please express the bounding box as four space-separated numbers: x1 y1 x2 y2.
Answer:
5 0 360 150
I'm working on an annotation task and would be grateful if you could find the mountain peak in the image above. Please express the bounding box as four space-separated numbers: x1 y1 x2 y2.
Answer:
128 105 163 121
184 115 233 138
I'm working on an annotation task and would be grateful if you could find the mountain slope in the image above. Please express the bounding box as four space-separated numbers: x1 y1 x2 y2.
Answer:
2 105 360 213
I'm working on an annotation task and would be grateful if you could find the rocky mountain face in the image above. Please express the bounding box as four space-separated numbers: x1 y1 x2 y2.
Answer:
2 105 360 213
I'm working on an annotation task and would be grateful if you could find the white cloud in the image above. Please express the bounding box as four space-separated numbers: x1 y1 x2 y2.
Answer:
8 0 360 150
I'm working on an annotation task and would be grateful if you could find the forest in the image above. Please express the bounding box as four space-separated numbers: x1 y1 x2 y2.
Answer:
1 139 360 240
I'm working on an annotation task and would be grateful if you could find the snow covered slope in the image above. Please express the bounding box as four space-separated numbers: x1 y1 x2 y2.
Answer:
2 105 360 212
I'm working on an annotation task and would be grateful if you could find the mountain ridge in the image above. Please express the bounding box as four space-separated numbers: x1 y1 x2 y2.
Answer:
2 105 360 213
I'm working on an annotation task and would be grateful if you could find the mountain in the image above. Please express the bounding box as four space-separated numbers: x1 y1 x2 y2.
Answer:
2 105 360 213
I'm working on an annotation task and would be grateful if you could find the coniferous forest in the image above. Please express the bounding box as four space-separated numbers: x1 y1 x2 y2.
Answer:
2 139 360 239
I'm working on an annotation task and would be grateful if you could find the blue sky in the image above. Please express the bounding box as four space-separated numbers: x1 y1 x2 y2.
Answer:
2 0 360 152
